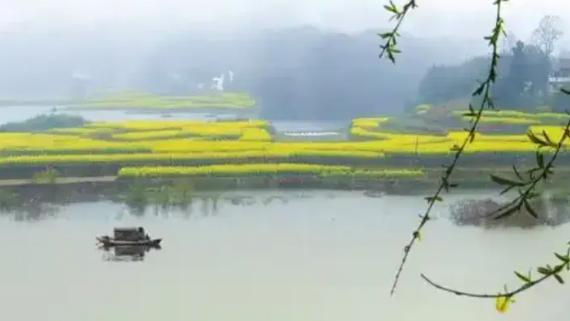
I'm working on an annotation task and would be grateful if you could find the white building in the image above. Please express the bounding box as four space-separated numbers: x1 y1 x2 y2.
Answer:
549 58 570 92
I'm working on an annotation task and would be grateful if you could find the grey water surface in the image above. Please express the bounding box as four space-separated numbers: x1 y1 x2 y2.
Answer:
0 190 568 321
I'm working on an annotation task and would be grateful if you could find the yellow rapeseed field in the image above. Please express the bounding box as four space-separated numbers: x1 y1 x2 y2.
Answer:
81 120 273 141
117 163 423 178
239 128 273 141
1 116 568 171
456 110 570 124
351 117 390 129
0 150 384 167
0 133 150 154
112 130 191 141
463 116 540 125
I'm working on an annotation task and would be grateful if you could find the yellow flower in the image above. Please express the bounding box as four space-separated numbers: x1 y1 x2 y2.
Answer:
495 295 512 313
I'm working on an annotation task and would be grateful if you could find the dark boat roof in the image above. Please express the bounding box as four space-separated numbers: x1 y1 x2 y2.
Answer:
114 227 144 231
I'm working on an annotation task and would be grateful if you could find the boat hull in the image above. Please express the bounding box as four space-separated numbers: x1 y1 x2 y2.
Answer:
97 237 162 247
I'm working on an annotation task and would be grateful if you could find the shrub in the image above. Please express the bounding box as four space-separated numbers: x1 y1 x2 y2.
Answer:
0 114 86 132
32 168 60 184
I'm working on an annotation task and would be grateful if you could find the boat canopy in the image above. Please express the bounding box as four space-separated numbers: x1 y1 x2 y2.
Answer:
114 227 145 241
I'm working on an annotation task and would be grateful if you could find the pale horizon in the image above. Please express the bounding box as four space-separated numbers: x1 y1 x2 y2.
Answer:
0 0 568 42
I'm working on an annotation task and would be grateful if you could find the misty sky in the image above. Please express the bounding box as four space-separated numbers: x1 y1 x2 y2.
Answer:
1 0 569 41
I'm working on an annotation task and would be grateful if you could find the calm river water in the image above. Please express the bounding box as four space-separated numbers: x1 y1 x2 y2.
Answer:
0 190 568 321
0 105 227 124
0 105 346 134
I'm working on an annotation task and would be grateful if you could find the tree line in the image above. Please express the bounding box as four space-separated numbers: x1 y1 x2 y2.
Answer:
418 16 567 111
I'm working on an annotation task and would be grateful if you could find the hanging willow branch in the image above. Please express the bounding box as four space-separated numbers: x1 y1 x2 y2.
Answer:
378 0 418 63
488 118 570 220
421 93 570 305
421 243 570 304
389 0 508 296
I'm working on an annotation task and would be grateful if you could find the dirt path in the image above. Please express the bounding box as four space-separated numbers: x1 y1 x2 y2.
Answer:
0 176 117 187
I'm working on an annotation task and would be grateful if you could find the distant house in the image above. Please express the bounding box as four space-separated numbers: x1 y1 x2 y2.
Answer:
549 58 570 92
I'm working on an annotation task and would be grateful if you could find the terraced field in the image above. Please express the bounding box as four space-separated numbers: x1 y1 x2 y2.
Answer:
0 109 569 182
72 91 257 110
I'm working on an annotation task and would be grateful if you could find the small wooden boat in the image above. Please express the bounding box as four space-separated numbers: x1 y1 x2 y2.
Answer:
97 236 162 247
97 227 162 248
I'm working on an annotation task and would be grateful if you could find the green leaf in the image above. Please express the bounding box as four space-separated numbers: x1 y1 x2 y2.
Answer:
542 130 554 146
554 274 564 284
536 151 545 168
512 165 523 180
514 271 531 283
527 192 540 199
523 199 538 218
425 196 443 203
555 253 570 263
527 131 548 147
383 1 400 15
472 83 485 96
500 185 515 195
490 175 524 187
537 267 551 275
494 204 520 220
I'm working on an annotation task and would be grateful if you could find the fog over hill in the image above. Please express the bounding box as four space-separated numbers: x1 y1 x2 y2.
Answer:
0 26 487 119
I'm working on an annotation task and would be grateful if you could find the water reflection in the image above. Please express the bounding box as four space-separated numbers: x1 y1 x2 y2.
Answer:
227 195 256 206
122 191 308 219
450 196 570 228
1 200 62 221
262 195 288 206
124 182 197 217
13 203 61 221
2 182 570 228
0 105 235 126
99 245 162 262
0 182 331 222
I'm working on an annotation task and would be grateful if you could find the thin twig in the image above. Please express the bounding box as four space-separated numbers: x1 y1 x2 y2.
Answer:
378 0 418 63
421 271 556 299
389 0 507 296
422 243 570 299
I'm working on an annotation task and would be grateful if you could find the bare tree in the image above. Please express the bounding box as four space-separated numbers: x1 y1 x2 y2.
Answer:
532 15 564 57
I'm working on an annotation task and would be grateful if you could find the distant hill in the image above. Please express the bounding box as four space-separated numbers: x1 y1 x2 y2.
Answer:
0 26 486 120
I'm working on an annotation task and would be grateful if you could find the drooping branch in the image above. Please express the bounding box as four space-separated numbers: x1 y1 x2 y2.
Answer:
421 244 570 300
421 92 570 305
489 118 570 220
378 0 418 63
389 0 507 296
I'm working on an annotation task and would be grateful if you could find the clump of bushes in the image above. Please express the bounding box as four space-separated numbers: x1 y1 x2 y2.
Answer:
32 169 60 184
450 198 554 228
0 114 86 132
0 190 18 211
